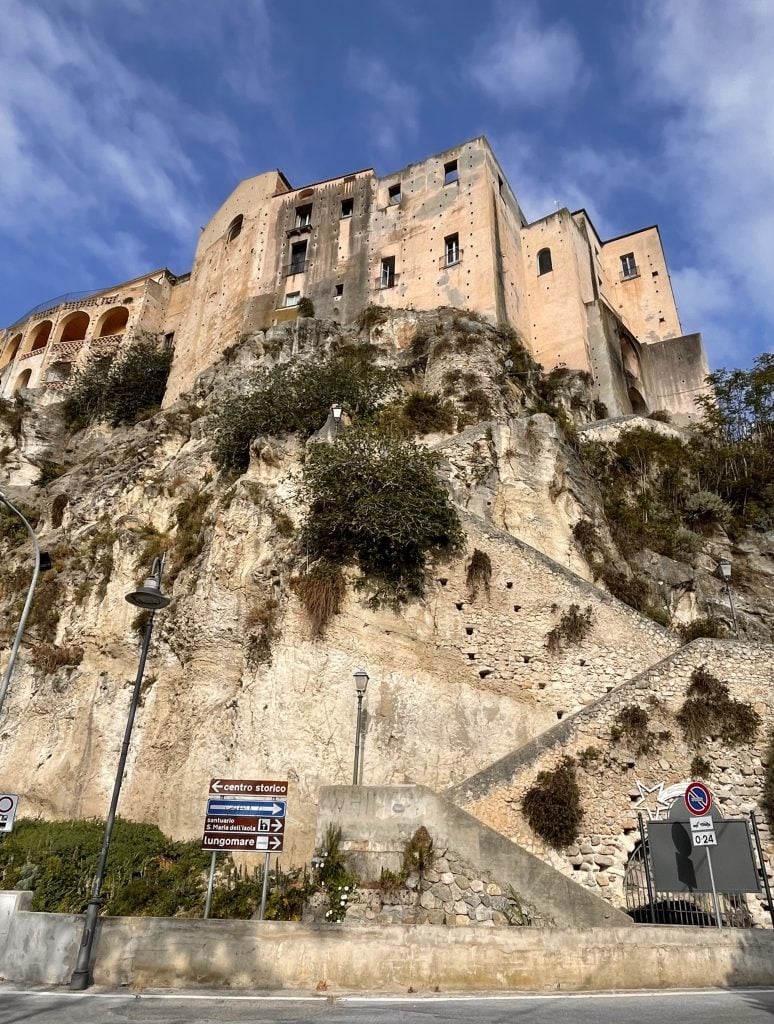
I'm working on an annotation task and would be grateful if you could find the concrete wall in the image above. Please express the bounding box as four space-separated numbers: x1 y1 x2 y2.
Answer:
1 897 774 991
317 784 630 928
639 332 711 421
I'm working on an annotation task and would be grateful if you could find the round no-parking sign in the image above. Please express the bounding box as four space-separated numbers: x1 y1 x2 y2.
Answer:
684 781 712 816
0 793 19 833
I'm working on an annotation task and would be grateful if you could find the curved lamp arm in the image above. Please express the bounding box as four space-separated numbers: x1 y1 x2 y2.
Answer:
0 490 42 720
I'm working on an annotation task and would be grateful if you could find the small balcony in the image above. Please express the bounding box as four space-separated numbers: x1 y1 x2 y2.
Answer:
283 261 309 277
49 339 85 360
18 348 45 362
286 223 313 238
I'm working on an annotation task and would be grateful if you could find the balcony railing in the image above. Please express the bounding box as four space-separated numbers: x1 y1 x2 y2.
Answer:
283 260 309 277
286 223 313 237
89 333 124 347
620 266 640 282
49 340 85 360
439 248 463 269
374 272 400 290
18 348 45 361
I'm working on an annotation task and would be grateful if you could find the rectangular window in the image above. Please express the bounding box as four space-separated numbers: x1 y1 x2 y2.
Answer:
163 332 175 352
388 183 401 205
335 283 344 298
295 204 312 227
444 160 459 185
284 292 300 307
289 240 307 274
620 253 638 279
444 233 460 266
380 256 396 289
340 198 354 217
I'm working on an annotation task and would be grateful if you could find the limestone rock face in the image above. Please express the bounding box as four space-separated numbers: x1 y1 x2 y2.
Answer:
0 309 770 868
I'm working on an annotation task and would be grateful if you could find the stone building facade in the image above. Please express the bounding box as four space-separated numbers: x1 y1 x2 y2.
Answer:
0 137 708 419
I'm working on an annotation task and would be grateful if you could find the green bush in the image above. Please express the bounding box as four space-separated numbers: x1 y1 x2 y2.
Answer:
676 664 760 746
683 490 733 531
355 305 389 332
679 617 726 643
314 824 359 923
212 356 400 471
401 392 455 434
297 297 314 318
522 757 583 850
610 704 656 755
762 731 774 829
690 755 712 779
0 500 39 545
301 426 463 603
546 604 594 652
402 826 434 879
63 341 172 428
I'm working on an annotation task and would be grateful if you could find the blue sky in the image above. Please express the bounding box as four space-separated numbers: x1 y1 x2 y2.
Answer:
1 0 771 369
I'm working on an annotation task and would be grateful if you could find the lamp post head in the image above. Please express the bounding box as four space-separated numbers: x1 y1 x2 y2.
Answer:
353 669 369 695
125 577 170 610
716 558 732 582
331 403 343 422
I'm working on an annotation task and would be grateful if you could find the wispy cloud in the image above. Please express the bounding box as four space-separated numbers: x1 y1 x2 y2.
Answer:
345 52 420 160
629 1 774 360
470 5 586 109
0 0 276 303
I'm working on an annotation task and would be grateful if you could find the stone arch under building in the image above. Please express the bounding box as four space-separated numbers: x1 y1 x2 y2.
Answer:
13 368 32 393
57 310 90 344
24 320 53 355
96 306 129 337
0 333 22 369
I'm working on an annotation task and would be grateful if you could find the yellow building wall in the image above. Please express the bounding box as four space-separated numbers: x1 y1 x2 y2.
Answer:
601 228 682 344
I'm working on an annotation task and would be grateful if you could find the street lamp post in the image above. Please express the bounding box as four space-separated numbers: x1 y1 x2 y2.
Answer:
352 669 369 785
0 490 51 721
331 403 343 438
716 558 740 640
70 558 169 991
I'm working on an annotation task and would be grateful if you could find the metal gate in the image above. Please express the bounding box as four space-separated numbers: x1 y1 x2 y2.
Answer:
624 811 773 927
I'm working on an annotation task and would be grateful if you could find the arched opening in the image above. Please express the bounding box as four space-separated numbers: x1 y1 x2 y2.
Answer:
27 320 53 354
628 386 649 415
57 311 90 344
45 361 72 385
13 369 32 393
0 333 22 369
537 248 553 275
226 214 243 243
97 306 129 337
621 337 641 379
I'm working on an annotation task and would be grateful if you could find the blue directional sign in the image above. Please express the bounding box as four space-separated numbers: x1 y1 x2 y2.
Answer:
206 799 286 818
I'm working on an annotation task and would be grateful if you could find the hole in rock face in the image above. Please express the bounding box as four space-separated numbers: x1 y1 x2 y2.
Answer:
606 686 613 693
579 659 586 666
439 578 448 586
467 653 476 661
465 627 474 635
455 602 464 611
505 581 513 589
557 711 564 719
538 681 546 689
513 605 522 612
523 655 531 663
479 669 493 679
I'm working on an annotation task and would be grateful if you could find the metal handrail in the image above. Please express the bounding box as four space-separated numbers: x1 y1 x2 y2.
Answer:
283 260 309 277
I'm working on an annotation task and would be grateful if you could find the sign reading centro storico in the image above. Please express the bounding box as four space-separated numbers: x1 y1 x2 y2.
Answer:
201 779 288 852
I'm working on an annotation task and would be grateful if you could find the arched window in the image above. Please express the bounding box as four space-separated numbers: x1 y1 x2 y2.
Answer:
97 306 129 338
28 320 53 353
226 214 243 243
0 333 22 369
14 369 32 393
57 311 90 344
537 248 553 275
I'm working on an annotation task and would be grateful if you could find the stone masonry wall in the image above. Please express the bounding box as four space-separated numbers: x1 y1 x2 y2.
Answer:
452 641 774 919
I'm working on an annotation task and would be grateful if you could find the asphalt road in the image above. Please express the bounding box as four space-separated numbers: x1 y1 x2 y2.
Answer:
2 988 774 1024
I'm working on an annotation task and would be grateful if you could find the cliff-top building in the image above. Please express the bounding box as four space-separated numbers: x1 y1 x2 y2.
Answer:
0 137 709 419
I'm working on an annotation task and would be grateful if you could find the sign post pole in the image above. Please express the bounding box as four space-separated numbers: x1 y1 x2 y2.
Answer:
259 852 271 921
706 848 722 928
749 812 774 930
203 851 217 919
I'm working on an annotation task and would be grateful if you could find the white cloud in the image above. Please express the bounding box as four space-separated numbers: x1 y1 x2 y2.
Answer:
0 0 275 310
346 53 420 160
470 5 586 108
629 2 774 361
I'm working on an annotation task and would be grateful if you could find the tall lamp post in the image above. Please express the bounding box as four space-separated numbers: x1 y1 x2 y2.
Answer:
331 403 343 438
352 669 369 785
0 490 52 720
716 558 740 640
70 558 169 991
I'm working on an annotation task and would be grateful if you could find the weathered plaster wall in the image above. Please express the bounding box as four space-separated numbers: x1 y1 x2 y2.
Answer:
601 228 682 344
639 332 711 421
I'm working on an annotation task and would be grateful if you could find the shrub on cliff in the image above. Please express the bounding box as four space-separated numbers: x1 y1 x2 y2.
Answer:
63 341 172 428
522 757 583 850
301 426 463 603
212 356 400 471
676 664 760 746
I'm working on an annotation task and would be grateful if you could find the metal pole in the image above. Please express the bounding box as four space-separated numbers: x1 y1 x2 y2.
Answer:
358 706 366 786
352 693 363 785
706 848 722 928
0 492 41 721
638 813 657 924
258 852 271 921
725 580 740 640
70 603 158 989
750 812 774 929
204 852 217 919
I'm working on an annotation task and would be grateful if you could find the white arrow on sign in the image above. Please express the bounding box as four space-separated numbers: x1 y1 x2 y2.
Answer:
211 780 223 793
269 818 283 833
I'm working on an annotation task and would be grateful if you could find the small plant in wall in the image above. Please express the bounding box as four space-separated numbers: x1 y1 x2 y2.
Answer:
522 757 583 850
545 604 594 652
610 704 657 756
313 824 359 924
401 826 434 882
466 548 492 601
676 664 760 746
